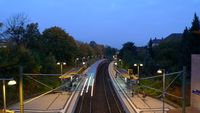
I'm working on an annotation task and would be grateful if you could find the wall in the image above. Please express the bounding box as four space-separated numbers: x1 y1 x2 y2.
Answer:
191 54 200 109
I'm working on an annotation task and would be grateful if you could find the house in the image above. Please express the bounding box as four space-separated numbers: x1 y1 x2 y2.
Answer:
151 33 182 47
164 33 182 41
0 40 7 48
152 38 163 47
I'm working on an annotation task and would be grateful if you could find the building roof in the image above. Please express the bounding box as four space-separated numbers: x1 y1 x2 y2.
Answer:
152 38 163 43
164 33 182 41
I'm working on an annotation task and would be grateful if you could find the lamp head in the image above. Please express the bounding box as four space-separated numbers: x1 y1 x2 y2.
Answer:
8 80 16 85
157 69 162 74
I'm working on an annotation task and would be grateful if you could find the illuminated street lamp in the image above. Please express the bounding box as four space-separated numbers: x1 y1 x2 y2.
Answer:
57 62 66 75
134 63 143 84
82 61 87 68
157 69 165 113
113 55 117 60
119 59 122 68
75 58 79 67
114 62 118 66
0 78 16 113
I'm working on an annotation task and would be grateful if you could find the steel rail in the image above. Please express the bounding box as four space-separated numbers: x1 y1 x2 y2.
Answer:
106 71 123 113
103 70 112 113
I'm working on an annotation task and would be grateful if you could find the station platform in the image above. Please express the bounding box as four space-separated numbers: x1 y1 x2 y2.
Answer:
108 62 175 113
9 60 105 113
168 107 200 113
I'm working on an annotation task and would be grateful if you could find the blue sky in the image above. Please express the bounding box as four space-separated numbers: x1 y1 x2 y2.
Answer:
0 0 200 48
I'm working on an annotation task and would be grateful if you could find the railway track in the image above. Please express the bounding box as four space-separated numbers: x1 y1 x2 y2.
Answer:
74 62 125 113
101 62 125 113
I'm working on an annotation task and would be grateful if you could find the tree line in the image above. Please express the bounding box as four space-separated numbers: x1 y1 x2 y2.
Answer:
0 13 116 107
118 13 200 105
0 13 117 77
119 13 200 78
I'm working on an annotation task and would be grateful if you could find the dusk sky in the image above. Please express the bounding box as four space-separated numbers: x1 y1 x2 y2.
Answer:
0 0 200 48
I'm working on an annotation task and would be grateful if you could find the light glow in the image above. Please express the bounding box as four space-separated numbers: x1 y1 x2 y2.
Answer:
8 80 16 85
157 69 162 74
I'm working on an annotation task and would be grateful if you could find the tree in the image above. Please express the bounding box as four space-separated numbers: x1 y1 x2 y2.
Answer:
42 26 79 64
5 13 29 45
0 22 2 28
190 13 200 31
143 39 156 76
0 22 3 32
79 43 95 57
119 42 137 68
89 41 104 56
147 38 154 58
104 46 117 59
24 23 41 49
0 22 3 39
181 27 190 67
89 41 97 48
181 14 200 71
41 53 57 73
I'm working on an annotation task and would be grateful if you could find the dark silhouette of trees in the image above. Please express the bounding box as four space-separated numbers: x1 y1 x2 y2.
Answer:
41 26 79 64
5 13 29 45
180 13 200 72
119 42 137 68
147 38 154 58
190 13 200 31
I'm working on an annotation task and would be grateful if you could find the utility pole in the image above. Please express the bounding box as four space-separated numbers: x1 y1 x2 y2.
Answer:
163 69 165 113
134 64 143 84
157 69 165 113
3 80 6 113
19 66 24 113
182 66 186 113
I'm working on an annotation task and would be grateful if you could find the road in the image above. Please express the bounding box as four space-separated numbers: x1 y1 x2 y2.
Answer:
74 61 125 113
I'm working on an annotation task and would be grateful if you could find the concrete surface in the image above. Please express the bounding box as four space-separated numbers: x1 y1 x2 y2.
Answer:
109 62 175 113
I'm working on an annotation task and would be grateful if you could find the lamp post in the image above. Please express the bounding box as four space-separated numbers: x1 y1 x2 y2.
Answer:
82 61 86 66
87 56 90 65
134 63 143 84
82 57 86 61
0 78 16 113
75 58 79 67
119 59 122 68
57 62 66 75
157 69 165 113
114 62 118 78
114 62 118 67
113 55 117 61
